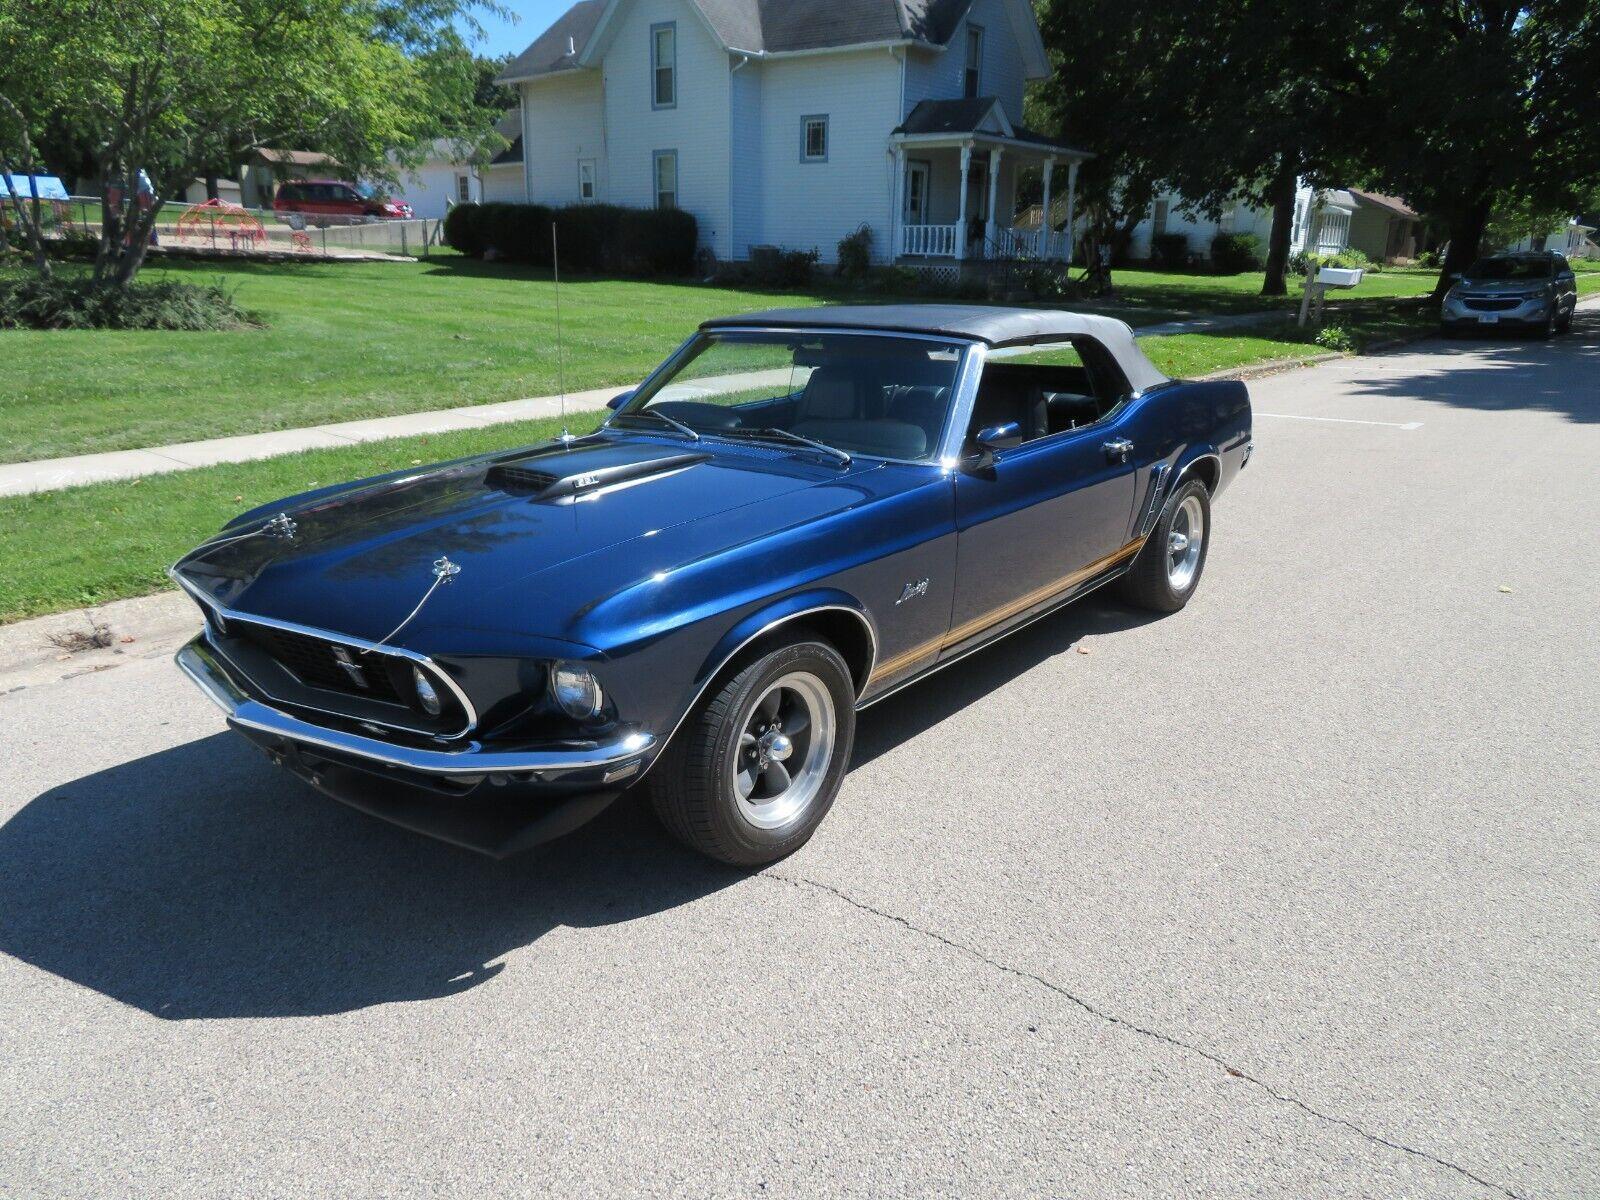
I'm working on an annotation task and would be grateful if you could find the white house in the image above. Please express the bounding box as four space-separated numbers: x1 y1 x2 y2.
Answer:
1126 186 1425 265
1501 217 1596 259
481 110 527 202
494 0 1090 267
384 140 483 219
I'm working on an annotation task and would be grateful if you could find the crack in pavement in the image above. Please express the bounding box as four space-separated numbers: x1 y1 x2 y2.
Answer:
766 870 1525 1200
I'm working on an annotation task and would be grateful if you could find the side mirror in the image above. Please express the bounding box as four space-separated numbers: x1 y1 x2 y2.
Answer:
973 421 1025 451
606 389 635 412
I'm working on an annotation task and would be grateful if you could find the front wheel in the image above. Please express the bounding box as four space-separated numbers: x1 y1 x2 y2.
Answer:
647 638 855 866
1116 478 1211 613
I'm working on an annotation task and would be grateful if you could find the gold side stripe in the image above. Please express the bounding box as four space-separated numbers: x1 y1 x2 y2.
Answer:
867 536 1146 685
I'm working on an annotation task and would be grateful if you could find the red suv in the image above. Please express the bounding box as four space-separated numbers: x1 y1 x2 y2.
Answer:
272 180 413 225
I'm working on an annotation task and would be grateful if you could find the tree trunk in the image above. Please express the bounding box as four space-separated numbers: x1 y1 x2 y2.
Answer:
111 201 163 286
1260 159 1298 296
205 174 219 201
1435 198 1491 298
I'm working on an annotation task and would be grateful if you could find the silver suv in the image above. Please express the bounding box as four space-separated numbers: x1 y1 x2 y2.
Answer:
1442 252 1578 337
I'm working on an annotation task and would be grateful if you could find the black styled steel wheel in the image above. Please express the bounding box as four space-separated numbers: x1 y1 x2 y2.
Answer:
647 637 855 866
1116 478 1212 613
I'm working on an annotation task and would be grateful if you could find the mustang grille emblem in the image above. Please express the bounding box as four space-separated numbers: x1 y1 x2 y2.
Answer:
897 578 930 605
330 645 370 689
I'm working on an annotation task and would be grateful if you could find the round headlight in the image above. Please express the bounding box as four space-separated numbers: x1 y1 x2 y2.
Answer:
412 666 443 716
550 663 604 719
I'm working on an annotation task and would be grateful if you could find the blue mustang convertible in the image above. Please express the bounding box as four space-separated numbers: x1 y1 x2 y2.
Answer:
172 306 1252 864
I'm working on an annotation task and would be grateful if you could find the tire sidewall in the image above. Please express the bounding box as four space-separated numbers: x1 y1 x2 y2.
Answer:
701 640 855 863
1152 479 1211 607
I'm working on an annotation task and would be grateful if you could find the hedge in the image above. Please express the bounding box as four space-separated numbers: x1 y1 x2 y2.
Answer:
443 202 698 276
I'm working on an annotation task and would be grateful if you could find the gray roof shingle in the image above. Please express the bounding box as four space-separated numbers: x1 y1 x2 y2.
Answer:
502 0 977 75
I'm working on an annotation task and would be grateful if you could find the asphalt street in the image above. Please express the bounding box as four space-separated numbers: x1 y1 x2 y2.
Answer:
1 314 1595 1198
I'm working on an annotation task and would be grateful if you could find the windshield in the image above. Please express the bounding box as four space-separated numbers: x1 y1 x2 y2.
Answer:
1465 257 1551 281
615 331 967 462
354 181 377 199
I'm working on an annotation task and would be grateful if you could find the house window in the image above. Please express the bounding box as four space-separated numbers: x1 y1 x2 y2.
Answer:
964 25 983 97
654 150 677 209
578 159 596 201
1152 198 1169 236
455 174 471 204
801 116 828 162
651 23 676 108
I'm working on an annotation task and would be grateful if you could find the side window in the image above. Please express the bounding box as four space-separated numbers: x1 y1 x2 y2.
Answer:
1554 254 1570 275
578 159 596 201
801 115 828 162
456 174 471 203
964 25 983 97
651 23 676 108
653 150 677 209
970 340 1132 445
278 183 301 203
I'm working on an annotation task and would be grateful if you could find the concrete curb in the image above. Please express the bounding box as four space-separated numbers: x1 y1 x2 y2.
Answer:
1192 351 1344 382
0 591 199 694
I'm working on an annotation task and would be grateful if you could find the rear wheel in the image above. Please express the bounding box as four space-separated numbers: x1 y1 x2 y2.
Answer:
647 638 855 866
1116 478 1211 613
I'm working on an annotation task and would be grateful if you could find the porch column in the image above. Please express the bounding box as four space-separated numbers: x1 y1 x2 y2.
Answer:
1040 156 1056 258
984 147 1001 252
892 144 906 261
956 144 972 261
1063 159 1080 265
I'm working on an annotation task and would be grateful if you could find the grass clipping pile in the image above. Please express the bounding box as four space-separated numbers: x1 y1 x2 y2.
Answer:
0 269 260 331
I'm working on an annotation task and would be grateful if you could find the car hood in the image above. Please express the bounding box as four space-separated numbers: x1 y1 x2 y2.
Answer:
175 433 881 650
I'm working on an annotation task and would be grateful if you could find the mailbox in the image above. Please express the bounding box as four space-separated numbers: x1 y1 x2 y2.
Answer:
1316 266 1364 288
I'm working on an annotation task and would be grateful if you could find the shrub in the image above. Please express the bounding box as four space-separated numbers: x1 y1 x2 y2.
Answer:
1313 324 1358 352
1416 248 1440 269
836 225 873 281
1209 232 1263 273
871 264 922 293
441 201 698 276
1291 247 1381 277
1010 262 1074 299
1150 232 1189 269
0 272 257 330
749 244 819 287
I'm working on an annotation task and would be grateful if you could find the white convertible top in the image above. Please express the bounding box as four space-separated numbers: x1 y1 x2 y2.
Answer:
701 304 1170 394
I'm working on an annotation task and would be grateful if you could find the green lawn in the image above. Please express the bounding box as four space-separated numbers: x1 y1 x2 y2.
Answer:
1 254 1449 465
0 303 1438 625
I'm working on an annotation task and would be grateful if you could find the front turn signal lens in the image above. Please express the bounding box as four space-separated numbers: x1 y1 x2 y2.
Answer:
412 666 444 716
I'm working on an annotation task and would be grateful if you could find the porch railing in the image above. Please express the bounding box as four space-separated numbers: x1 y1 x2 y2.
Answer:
994 226 1069 262
901 223 958 257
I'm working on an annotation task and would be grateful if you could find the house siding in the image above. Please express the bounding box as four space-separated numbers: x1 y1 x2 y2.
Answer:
752 49 901 263
729 61 763 256
903 0 1026 124
481 163 525 203
520 71 607 206
601 0 731 256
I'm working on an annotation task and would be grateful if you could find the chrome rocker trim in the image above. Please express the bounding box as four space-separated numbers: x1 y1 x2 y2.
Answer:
177 636 654 779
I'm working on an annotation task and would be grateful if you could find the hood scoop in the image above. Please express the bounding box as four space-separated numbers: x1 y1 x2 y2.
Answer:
486 439 709 501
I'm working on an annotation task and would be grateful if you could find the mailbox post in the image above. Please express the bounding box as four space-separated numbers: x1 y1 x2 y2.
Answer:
1298 264 1364 327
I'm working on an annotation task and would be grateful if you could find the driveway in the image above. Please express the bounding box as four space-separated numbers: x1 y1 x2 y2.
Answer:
1 317 1594 1198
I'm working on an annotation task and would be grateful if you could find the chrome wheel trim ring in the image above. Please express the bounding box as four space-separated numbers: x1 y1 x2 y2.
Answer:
730 671 836 831
1167 494 1205 591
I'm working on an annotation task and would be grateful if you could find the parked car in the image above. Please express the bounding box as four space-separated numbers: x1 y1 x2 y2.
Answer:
272 180 413 226
171 306 1252 865
1441 252 1578 337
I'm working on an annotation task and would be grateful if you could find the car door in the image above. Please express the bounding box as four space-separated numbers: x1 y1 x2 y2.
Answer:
945 353 1139 657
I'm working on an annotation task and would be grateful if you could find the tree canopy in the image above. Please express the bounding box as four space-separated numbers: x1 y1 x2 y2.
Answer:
0 0 503 283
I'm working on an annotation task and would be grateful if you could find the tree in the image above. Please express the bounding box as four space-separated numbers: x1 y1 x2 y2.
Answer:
1035 0 1373 296
0 0 502 287
1355 1 1600 295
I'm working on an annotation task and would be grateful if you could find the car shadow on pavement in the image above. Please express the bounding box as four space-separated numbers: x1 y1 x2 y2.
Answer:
852 597 1163 770
1351 309 1598 423
0 738 743 1021
0 597 1155 1022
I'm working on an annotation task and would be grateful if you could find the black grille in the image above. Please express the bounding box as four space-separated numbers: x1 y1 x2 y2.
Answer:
1463 297 1522 312
242 625 408 705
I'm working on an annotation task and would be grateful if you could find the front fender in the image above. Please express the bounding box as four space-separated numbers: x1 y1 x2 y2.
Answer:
693 588 878 698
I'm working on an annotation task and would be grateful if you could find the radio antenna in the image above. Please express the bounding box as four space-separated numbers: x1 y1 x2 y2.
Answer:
552 221 573 444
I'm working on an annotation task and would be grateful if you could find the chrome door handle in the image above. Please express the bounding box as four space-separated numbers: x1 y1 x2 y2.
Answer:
1102 438 1134 462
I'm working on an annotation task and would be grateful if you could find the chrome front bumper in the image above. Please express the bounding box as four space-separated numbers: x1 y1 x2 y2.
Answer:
176 636 655 783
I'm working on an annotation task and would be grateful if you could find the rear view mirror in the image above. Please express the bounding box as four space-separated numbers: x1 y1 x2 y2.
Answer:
607 390 635 411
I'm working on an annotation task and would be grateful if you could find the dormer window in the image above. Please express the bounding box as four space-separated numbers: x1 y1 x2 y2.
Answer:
651 23 676 108
964 25 983 98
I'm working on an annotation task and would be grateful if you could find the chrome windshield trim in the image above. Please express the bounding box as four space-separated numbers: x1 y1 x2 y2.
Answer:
177 638 652 777
169 566 480 737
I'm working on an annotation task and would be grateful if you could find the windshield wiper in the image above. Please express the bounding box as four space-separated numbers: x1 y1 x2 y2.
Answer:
719 426 852 466
610 408 699 440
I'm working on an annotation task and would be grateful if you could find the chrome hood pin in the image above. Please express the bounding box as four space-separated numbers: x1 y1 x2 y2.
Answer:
370 555 463 648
